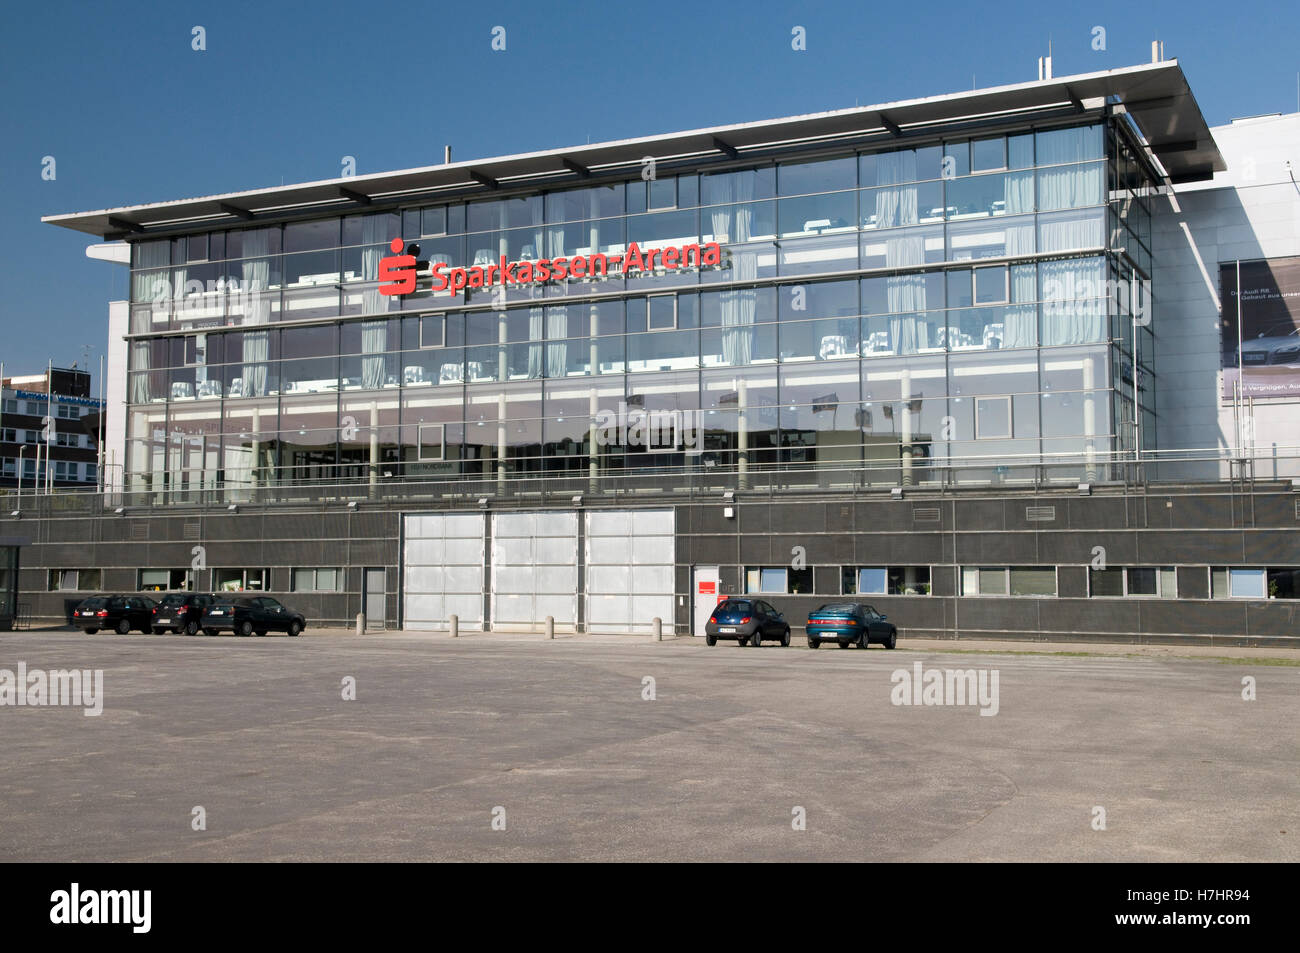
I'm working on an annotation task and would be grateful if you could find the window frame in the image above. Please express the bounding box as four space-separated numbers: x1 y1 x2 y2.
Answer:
961 565 1057 597
292 567 344 592
213 568 271 592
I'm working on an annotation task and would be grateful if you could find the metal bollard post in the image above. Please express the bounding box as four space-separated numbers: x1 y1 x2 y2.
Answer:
356 613 364 636
653 617 662 641
449 614 459 638
546 615 554 639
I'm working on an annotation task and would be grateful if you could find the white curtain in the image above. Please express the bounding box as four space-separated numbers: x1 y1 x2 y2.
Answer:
885 233 927 354
527 308 545 378
1040 209 1104 254
361 214 389 316
358 215 390 389
1002 263 1037 348
1003 168 1034 216
714 175 757 365
1040 258 1105 345
241 229 272 397
546 306 568 377
130 242 168 403
361 320 387 389
874 151 920 228
1037 127 1104 211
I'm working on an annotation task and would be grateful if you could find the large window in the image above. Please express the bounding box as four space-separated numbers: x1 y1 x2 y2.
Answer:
841 566 931 595
138 569 196 592
1088 566 1176 598
1211 567 1300 599
961 566 1056 596
214 568 270 592
48 569 102 591
292 568 344 592
744 566 813 594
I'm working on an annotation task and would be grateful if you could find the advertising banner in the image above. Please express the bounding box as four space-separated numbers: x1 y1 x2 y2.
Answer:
1221 256 1300 398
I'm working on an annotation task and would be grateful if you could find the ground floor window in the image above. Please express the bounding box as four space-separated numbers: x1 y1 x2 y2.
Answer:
1088 566 1176 598
1211 567 1300 599
961 566 1056 596
214 568 270 592
841 566 931 595
292 568 344 592
744 566 813 594
138 568 196 592
48 569 102 591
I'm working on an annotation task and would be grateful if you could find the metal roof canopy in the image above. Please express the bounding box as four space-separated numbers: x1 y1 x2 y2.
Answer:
44 60 1223 240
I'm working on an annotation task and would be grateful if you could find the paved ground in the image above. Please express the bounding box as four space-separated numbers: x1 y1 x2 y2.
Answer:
1 629 1296 862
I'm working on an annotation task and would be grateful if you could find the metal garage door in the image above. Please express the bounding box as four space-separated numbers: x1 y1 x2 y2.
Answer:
491 511 578 632
403 512 485 631
585 508 676 634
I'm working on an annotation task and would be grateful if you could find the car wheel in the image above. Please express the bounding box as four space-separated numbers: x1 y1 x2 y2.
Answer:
705 634 716 646
886 629 897 650
838 640 851 649
238 620 253 637
116 619 131 635
203 628 218 637
781 627 791 647
859 631 870 649
751 632 761 647
288 620 302 637
808 639 820 649
185 620 199 636
85 628 98 635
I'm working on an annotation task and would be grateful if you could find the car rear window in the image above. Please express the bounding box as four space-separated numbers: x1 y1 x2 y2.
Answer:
158 594 186 607
78 597 106 609
717 600 752 612
816 604 858 614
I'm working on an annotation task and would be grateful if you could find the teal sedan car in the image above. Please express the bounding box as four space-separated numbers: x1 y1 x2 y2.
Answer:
805 603 898 650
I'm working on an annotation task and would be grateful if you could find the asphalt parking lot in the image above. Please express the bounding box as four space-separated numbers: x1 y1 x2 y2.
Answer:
1 629 1296 862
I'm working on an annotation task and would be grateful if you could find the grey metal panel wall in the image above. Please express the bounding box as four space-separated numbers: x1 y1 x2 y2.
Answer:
1 482 1297 643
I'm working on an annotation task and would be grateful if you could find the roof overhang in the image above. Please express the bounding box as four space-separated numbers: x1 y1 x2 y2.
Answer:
43 60 1223 240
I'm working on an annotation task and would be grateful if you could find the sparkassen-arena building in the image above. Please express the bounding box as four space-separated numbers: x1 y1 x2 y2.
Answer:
23 58 1300 644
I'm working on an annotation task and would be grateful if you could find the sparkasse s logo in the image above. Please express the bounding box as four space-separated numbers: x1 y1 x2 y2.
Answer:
377 238 418 295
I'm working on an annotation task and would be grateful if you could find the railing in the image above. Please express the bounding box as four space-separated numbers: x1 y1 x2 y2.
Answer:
4 444 1299 516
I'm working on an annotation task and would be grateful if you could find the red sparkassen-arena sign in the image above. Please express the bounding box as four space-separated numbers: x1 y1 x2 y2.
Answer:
378 238 723 296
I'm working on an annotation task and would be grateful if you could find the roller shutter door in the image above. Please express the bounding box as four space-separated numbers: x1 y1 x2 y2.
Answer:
491 511 578 632
585 508 675 634
402 512 485 630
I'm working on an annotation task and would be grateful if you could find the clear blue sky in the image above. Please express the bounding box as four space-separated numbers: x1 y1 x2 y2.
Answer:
2 0 1296 376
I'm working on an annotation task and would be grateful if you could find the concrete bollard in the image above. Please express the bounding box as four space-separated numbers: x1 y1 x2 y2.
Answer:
449 614 458 638
546 615 554 640
653 617 662 641
356 613 364 636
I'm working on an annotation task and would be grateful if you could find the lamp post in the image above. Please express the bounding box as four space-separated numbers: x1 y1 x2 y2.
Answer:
16 445 25 506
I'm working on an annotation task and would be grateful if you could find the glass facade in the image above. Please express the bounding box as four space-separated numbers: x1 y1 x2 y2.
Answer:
123 120 1159 498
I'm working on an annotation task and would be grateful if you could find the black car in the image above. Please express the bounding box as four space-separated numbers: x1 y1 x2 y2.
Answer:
151 592 218 635
201 596 306 637
73 595 158 635
704 598 791 647
805 603 898 650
